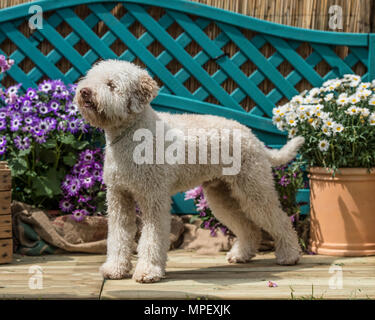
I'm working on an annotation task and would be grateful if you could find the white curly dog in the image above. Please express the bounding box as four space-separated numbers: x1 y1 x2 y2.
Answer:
75 60 304 283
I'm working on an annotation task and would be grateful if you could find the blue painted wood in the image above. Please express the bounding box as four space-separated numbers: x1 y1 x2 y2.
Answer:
1 0 374 215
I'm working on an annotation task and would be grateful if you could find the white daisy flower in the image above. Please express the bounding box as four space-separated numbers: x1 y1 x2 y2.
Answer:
273 106 283 115
361 108 370 117
359 82 370 89
324 93 334 102
368 97 375 106
337 96 348 106
369 114 375 126
321 125 332 136
318 139 330 152
272 115 283 125
347 106 359 115
288 128 297 138
324 118 335 127
286 115 298 127
291 95 303 104
348 95 360 104
349 80 360 88
333 123 344 133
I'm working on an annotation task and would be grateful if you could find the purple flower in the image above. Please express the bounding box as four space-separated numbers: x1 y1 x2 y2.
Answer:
0 54 14 72
0 111 7 119
38 104 50 115
59 199 73 213
67 118 80 133
92 169 102 181
6 84 21 96
184 186 203 200
0 119 6 131
38 80 53 93
78 166 90 177
67 178 81 197
290 214 296 223
26 88 37 99
71 210 85 222
0 136 6 147
0 145 6 155
279 175 290 187
62 175 73 191
78 195 92 203
48 100 60 112
196 197 208 211
80 149 95 163
267 281 278 288
14 136 30 150
81 175 95 188
34 135 47 144
80 209 90 216
66 102 78 116
10 117 22 132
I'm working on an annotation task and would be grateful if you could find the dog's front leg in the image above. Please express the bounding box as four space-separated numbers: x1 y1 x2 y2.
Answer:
100 187 137 279
133 198 171 283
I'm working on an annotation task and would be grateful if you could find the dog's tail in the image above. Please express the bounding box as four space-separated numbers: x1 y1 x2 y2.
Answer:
265 136 305 167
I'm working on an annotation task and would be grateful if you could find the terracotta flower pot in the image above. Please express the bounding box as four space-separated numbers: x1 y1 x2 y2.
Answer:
309 167 375 256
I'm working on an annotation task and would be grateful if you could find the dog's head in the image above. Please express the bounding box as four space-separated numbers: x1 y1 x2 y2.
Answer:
75 60 159 128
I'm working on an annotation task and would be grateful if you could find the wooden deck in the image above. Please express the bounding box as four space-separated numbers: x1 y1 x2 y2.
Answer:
1 250 374 299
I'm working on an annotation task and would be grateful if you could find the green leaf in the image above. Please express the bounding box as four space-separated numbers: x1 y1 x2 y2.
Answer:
32 169 62 198
44 139 56 149
18 148 32 157
33 176 54 198
59 134 75 145
39 149 57 164
63 153 77 166
8 157 28 176
72 140 90 150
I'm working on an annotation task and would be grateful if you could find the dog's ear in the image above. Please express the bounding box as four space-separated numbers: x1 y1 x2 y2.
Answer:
129 74 159 113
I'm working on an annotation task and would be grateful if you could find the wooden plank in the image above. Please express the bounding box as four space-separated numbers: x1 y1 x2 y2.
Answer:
0 251 375 299
0 238 12 264
0 191 11 215
0 215 11 239
0 167 11 191
101 251 375 300
0 253 104 299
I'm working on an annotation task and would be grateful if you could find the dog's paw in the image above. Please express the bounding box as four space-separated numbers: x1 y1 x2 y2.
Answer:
100 261 131 280
275 249 301 266
226 250 255 264
132 263 164 283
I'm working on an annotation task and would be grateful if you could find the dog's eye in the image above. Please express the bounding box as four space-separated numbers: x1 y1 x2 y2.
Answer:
107 80 116 91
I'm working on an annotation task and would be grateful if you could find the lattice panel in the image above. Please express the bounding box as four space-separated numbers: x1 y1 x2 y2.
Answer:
0 1 371 125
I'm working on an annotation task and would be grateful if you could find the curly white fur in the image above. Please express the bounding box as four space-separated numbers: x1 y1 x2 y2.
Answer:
75 60 304 283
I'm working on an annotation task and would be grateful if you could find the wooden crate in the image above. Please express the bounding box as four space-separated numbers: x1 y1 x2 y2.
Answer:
0 162 12 264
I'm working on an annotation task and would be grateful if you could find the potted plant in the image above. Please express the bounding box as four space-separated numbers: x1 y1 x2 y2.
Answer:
273 74 375 256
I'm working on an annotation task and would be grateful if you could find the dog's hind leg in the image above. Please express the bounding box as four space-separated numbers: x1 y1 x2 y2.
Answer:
132 195 171 283
203 180 261 263
231 174 301 266
100 188 137 279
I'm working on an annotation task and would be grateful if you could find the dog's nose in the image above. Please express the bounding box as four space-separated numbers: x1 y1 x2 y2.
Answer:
80 87 92 99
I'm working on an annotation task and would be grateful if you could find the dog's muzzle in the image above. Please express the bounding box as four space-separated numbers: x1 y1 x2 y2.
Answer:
80 87 97 110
